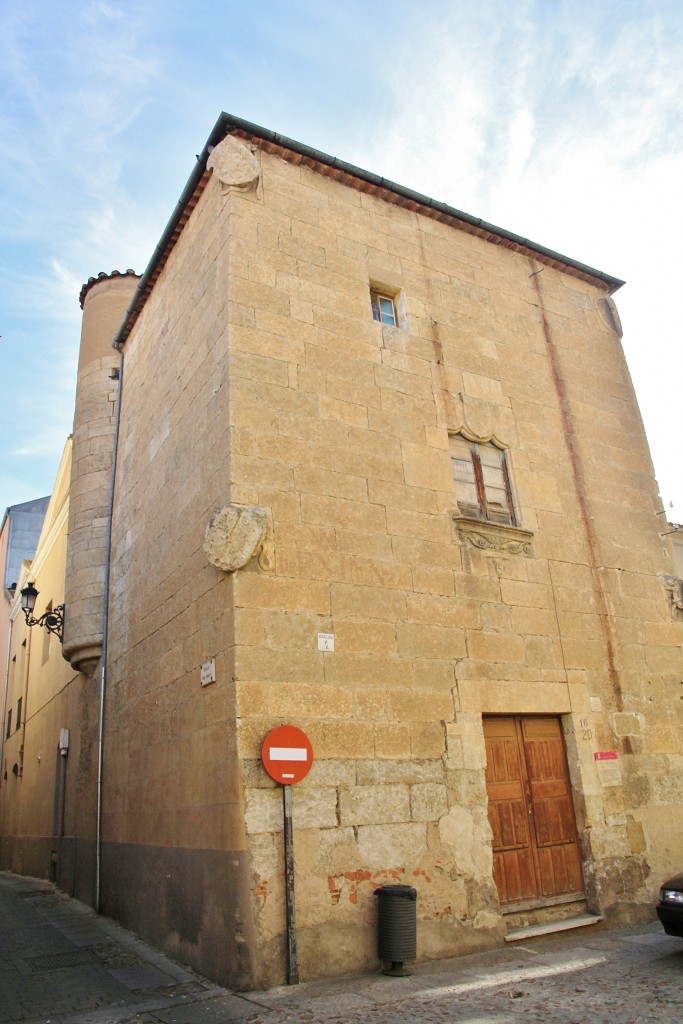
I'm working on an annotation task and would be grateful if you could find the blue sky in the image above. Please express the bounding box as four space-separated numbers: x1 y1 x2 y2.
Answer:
1 0 682 521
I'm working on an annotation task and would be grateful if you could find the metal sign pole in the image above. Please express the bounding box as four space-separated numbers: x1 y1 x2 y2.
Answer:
262 725 312 987
283 783 299 985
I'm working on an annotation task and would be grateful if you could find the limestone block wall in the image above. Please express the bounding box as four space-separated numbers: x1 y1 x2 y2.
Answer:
221 143 682 983
104 181 257 989
105 134 683 989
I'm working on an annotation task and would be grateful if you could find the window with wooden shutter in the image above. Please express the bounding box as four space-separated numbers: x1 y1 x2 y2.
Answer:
450 435 515 526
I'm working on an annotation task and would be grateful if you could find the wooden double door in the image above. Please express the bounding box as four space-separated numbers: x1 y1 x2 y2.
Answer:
483 716 584 907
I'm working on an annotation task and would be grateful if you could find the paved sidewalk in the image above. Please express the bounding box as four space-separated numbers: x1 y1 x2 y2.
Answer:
1 871 682 1024
0 873 248 1024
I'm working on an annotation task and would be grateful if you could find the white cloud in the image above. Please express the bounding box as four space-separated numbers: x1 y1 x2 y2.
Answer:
50 259 85 308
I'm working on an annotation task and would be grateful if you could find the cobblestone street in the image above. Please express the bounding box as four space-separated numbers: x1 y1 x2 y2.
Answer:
1 873 681 1024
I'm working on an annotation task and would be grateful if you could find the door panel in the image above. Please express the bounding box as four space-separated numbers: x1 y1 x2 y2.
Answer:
484 717 536 904
484 716 584 907
521 717 584 897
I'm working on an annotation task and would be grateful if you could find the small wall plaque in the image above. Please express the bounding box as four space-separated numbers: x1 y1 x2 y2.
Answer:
200 658 216 686
594 750 621 787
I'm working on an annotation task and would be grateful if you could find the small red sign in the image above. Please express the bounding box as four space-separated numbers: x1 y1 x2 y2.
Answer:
594 751 618 761
262 725 314 785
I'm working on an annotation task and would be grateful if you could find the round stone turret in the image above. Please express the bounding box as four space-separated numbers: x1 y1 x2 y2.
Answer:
63 271 139 673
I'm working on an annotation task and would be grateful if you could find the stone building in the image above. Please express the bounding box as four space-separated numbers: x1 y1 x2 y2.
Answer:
1 497 50 599
3 113 683 991
0 495 50 755
0 446 78 885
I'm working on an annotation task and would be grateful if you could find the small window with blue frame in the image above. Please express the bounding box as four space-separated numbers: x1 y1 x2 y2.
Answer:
370 289 397 327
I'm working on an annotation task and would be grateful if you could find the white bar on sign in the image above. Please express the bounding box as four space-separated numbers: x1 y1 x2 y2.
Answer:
282 773 295 779
269 746 308 761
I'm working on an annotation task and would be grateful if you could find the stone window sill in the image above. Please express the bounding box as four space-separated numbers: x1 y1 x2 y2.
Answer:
452 515 534 557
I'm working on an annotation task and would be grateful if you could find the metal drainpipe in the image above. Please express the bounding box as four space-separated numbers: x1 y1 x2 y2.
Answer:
95 350 124 913
0 610 14 783
18 623 32 777
1 512 17 780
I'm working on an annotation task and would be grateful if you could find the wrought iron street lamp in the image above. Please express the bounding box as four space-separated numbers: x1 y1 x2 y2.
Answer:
20 582 64 643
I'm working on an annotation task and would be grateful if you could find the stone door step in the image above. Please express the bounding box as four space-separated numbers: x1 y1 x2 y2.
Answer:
505 913 603 942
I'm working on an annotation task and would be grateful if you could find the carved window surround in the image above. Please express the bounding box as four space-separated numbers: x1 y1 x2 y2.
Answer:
453 515 534 557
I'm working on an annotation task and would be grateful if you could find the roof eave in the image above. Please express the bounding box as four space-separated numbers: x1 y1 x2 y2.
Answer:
112 112 625 350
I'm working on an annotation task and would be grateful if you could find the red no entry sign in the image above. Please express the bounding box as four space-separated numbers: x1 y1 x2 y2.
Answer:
262 725 314 785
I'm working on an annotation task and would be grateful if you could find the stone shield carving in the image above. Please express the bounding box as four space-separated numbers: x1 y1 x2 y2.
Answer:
662 574 683 614
204 505 271 572
207 135 260 190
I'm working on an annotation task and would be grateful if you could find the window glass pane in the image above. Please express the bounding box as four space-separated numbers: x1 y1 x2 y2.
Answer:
480 446 511 516
485 486 509 511
451 439 479 509
371 290 397 326
453 470 479 508
379 296 396 325
482 464 505 487
482 467 508 513
450 437 471 459
478 444 503 466
452 459 475 484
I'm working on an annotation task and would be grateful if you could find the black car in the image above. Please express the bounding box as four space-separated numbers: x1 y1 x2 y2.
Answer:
657 873 683 937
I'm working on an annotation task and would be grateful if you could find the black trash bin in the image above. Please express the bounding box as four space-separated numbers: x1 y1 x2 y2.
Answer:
374 884 417 976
